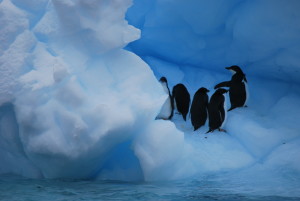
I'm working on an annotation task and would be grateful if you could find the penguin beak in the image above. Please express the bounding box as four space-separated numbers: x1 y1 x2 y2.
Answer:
225 67 230 70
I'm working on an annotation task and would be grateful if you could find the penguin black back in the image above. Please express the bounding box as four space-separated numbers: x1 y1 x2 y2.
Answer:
172 83 190 121
190 87 209 131
214 65 248 111
207 88 228 133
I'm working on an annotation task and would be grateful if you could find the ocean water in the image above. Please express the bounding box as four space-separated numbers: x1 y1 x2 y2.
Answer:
1 174 299 201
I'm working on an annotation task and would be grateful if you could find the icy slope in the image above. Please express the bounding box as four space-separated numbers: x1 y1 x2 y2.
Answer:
146 61 300 182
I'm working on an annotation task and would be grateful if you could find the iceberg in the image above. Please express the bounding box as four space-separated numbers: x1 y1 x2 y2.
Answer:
0 0 300 189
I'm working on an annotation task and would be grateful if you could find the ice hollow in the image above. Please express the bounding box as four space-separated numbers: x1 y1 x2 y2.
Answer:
126 0 300 84
126 0 300 183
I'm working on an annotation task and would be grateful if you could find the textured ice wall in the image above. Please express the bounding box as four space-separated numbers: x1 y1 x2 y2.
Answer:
0 0 185 180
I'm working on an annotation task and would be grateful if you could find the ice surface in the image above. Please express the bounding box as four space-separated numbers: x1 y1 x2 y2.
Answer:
0 0 300 188
0 0 168 179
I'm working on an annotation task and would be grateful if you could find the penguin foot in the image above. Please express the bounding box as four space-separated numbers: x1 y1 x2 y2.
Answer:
205 129 213 134
228 107 236 111
218 128 227 133
155 117 168 120
194 125 201 131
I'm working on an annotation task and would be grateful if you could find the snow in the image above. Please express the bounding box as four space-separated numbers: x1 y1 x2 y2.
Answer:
0 0 300 191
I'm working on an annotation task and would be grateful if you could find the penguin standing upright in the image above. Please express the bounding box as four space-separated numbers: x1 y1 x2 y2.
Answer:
156 77 174 120
214 65 248 111
206 88 228 133
172 83 190 121
190 87 209 131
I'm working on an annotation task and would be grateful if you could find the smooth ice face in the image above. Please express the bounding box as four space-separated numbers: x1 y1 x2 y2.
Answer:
127 0 300 84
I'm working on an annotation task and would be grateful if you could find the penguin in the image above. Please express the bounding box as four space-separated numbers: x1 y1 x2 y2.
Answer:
190 87 209 131
214 65 248 111
206 88 228 133
172 83 190 121
156 77 174 120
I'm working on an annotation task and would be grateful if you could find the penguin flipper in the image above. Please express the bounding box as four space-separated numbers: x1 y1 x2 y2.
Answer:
243 75 248 83
214 81 231 89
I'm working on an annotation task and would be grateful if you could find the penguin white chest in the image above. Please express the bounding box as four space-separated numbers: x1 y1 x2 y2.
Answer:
156 82 172 119
157 96 172 119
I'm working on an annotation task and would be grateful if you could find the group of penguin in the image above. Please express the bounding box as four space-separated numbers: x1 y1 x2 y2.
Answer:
156 65 248 134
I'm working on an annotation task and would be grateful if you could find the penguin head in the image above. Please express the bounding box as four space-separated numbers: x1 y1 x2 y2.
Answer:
159 76 168 83
225 65 243 74
159 76 170 94
216 88 228 94
199 87 210 93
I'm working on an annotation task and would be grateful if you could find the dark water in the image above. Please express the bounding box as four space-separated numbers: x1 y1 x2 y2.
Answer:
0 175 299 201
